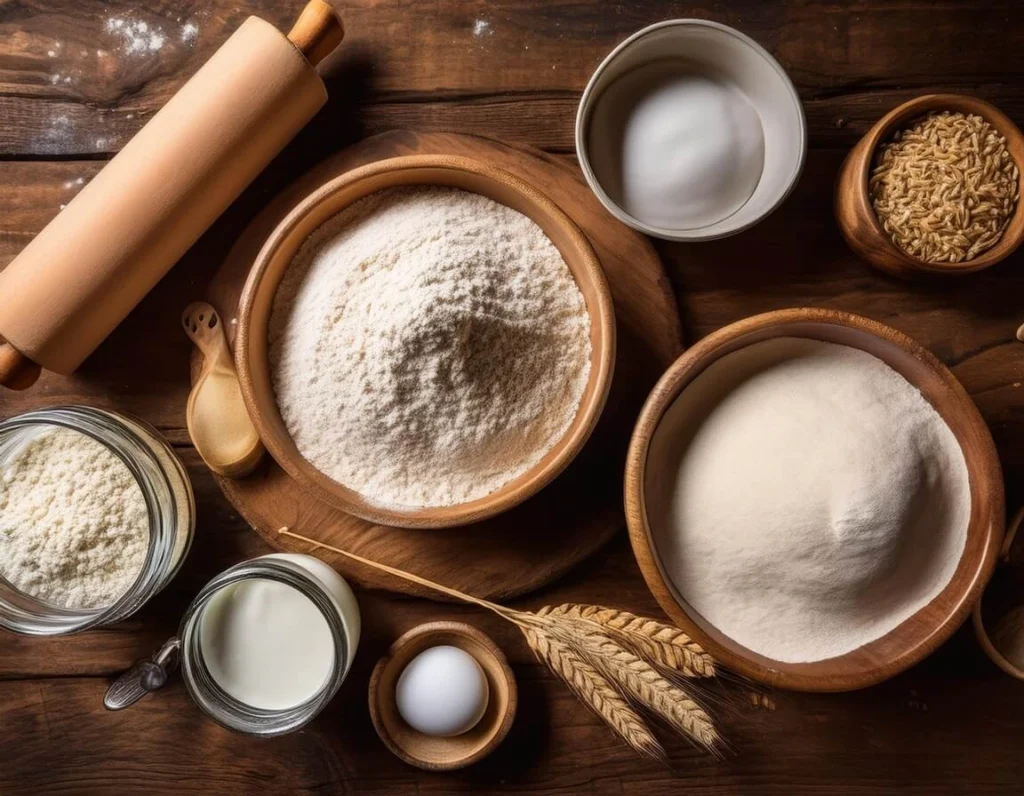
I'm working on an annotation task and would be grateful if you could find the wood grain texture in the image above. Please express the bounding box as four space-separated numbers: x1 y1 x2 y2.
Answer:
3 0 1024 793
3 1 1024 156
208 131 678 598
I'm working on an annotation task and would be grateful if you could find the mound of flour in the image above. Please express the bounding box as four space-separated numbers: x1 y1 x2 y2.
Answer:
0 427 149 608
645 338 970 663
269 186 592 508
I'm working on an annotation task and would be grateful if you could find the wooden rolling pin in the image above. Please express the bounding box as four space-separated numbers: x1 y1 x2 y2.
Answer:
0 0 343 390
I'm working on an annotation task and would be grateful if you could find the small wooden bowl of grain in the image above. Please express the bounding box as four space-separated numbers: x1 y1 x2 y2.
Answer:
835 94 1024 277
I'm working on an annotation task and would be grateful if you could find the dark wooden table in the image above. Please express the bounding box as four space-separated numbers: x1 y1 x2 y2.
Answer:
3 1 1024 793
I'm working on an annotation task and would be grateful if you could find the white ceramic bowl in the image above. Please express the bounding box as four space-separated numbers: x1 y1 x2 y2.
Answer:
576 20 807 241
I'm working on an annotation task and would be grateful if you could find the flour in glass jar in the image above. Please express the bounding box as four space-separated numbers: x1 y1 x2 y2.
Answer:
268 187 592 508
0 427 148 609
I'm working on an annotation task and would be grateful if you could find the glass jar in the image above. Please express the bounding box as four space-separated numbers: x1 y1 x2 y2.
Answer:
0 406 195 635
105 555 360 736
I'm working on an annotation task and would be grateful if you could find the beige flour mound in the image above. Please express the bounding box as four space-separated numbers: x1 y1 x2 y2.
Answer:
645 338 970 663
269 186 592 508
0 427 149 609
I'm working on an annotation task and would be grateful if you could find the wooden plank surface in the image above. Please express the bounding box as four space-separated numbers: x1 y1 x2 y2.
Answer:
2 1 1024 793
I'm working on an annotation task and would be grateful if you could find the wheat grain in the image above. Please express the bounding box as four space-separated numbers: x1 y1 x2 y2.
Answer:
747 692 776 710
870 111 1019 264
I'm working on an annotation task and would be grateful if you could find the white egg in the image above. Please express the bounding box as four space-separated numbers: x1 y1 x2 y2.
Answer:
395 645 489 737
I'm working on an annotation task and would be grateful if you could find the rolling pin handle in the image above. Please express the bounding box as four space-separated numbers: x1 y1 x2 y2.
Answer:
288 0 344 67
0 341 41 391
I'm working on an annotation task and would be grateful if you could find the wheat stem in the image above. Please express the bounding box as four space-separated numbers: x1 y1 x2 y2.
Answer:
277 526 506 613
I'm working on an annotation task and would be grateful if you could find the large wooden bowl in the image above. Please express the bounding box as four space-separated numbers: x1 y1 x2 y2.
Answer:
835 94 1024 277
236 154 616 529
624 308 1004 691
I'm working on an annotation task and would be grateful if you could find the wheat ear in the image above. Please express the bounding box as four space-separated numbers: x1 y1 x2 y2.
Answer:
521 613 719 753
538 603 715 678
582 635 719 753
521 627 664 759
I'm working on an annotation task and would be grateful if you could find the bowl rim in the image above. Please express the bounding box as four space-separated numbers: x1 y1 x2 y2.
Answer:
235 153 616 529
846 93 1024 274
624 308 1004 691
575 18 808 242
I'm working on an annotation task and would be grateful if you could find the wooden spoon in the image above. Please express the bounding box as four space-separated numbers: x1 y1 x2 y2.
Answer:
183 302 264 478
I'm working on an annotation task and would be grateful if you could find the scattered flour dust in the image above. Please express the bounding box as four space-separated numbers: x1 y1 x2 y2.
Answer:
105 17 167 54
103 16 199 55
269 187 592 508
0 427 149 609
646 338 970 663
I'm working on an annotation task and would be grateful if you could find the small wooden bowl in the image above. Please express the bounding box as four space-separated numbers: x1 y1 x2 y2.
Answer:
835 94 1024 277
624 308 1004 691
236 154 615 528
972 507 1024 681
368 621 517 771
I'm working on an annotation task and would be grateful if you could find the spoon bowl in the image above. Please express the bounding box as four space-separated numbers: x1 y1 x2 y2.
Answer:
183 302 264 478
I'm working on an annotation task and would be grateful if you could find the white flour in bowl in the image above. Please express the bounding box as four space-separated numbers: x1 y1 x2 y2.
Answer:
645 337 970 663
269 186 592 508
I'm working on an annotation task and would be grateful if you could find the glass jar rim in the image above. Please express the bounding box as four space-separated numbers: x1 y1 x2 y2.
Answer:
178 558 352 736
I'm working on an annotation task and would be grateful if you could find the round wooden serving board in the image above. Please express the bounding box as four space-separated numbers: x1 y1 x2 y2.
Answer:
201 131 683 601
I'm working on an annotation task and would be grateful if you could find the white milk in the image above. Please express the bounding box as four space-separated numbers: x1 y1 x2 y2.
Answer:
198 553 360 711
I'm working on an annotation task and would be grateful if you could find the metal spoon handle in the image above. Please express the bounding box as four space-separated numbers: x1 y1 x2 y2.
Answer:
104 637 181 711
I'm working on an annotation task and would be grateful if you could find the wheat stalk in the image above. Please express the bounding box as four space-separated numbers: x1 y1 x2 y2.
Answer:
277 526 723 757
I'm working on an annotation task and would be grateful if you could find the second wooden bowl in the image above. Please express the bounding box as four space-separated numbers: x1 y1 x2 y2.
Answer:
236 154 616 528
625 308 1004 691
368 621 517 771
835 94 1024 277
972 508 1024 681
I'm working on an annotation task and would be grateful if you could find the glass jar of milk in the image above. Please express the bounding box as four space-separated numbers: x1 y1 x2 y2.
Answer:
105 553 360 736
